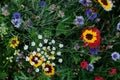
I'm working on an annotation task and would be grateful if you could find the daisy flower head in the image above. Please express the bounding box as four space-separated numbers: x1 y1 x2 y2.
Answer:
9 37 19 48
81 28 101 48
74 16 84 26
111 52 120 61
79 0 92 6
96 0 113 11
117 22 120 31
27 52 44 67
43 62 55 76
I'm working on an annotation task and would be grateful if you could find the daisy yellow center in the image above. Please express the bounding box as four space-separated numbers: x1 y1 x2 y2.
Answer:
83 30 97 43
98 0 113 11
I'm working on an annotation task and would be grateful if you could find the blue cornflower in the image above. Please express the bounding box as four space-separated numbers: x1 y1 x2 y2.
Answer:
111 52 120 61
86 9 97 20
86 64 94 71
74 16 84 26
39 1 46 7
79 0 91 6
117 22 120 31
11 19 22 28
13 12 21 19
89 47 99 55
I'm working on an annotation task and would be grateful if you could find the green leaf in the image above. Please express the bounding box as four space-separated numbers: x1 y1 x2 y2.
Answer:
56 22 70 36
0 72 7 79
90 55 101 64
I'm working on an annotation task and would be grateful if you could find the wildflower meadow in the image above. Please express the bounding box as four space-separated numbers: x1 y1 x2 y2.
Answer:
0 0 120 80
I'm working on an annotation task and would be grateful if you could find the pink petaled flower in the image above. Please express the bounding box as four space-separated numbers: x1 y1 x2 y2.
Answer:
109 68 117 75
80 60 88 69
94 76 104 80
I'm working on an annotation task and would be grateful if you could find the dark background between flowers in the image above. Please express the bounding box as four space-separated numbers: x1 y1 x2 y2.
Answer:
0 0 120 80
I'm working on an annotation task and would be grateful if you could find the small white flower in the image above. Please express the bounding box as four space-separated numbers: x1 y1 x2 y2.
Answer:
34 57 38 61
39 43 43 47
37 48 40 52
38 34 42 39
31 41 36 46
37 53 41 56
42 63 45 67
47 46 51 50
51 39 55 44
47 61 50 63
46 55 49 57
49 42 52 45
57 51 61 56
58 58 63 63
32 51 36 55
41 51 44 54
52 63 55 66
52 56 55 60
52 47 56 50
35 68 39 72
24 45 28 50
44 58 46 61
59 44 64 48
26 57 30 61
42 46 46 50
51 51 55 54
45 68 49 71
44 39 48 43
31 62 35 65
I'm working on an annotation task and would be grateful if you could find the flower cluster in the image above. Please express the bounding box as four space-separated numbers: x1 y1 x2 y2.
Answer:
24 34 63 76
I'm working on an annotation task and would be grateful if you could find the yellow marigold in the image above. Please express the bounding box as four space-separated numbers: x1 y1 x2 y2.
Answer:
9 37 19 48
97 0 113 11
43 63 55 76
29 53 44 67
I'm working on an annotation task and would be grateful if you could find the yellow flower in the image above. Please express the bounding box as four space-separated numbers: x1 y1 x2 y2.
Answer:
83 30 97 43
10 37 19 48
29 53 44 67
97 0 113 11
43 63 55 76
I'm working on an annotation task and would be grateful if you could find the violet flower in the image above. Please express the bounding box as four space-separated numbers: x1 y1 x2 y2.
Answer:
117 22 120 31
11 19 22 28
89 47 99 55
13 12 21 19
39 1 46 7
74 16 84 26
86 64 94 71
111 52 120 61
79 0 91 6
86 9 97 20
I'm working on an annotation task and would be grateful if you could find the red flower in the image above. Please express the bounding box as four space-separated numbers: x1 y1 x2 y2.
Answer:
94 76 104 80
80 60 88 69
109 68 117 75
81 28 100 48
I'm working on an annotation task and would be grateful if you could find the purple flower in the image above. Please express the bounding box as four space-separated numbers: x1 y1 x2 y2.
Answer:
111 52 120 61
79 0 91 6
13 12 21 19
86 64 94 71
89 47 98 55
11 19 21 28
39 1 46 7
74 16 84 26
86 9 97 20
117 22 120 31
